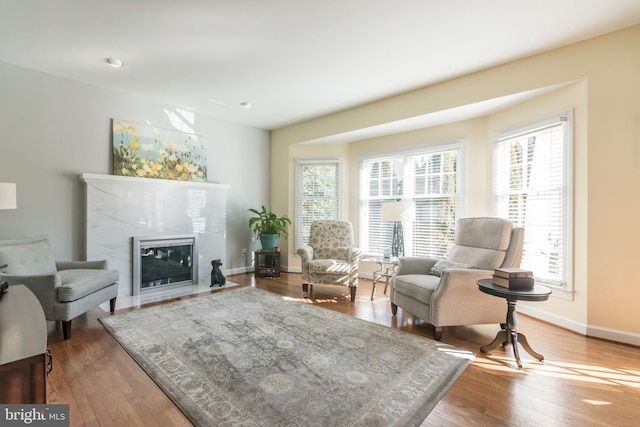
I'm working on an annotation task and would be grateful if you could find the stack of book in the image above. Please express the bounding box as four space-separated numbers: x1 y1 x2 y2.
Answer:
492 268 534 289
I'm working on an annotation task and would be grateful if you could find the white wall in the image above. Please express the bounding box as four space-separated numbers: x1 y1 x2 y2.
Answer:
0 61 270 272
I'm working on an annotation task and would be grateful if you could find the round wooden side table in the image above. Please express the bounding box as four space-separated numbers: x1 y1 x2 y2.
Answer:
477 279 551 369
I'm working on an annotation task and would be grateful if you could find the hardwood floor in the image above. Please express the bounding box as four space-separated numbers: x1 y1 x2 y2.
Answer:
46 273 639 426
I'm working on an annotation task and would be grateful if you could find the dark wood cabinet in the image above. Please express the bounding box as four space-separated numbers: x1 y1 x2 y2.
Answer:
254 250 281 277
0 285 48 404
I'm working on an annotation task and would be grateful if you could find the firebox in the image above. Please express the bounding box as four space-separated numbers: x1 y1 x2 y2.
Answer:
132 235 198 295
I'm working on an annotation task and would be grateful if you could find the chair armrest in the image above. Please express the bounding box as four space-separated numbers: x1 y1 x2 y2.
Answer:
395 257 439 275
56 260 108 270
296 246 313 263
0 273 61 319
0 272 61 289
347 247 363 265
432 269 494 301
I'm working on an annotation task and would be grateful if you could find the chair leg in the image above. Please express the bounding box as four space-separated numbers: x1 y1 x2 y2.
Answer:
433 326 443 341
302 283 309 298
349 286 356 301
110 296 117 314
62 320 72 340
391 303 398 315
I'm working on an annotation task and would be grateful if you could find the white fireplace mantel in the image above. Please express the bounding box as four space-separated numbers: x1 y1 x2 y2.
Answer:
81 173 229 300
81 173 230 190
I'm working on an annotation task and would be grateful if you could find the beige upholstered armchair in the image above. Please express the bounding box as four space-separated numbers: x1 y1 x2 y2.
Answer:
297 220 362 301
390 217 524 340
0 235 119 340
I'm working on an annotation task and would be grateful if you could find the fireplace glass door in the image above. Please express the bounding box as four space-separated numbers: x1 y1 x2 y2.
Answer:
133 235 198 295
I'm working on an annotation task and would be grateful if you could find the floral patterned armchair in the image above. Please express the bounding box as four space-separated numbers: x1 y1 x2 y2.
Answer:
297 220 362 301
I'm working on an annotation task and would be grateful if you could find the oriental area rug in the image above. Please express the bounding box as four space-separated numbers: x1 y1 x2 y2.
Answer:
100 286 473 427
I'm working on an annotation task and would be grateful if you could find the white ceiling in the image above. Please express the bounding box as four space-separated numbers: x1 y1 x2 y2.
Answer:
1 0 640 131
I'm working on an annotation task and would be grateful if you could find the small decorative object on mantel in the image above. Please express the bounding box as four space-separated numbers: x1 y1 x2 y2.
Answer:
112 119 207 182
492 267 534 289
210 259 226 287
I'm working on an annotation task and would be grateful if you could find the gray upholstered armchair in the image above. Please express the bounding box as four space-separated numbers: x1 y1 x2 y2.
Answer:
297 220 362 301
0 235 119 340
390 217 524 340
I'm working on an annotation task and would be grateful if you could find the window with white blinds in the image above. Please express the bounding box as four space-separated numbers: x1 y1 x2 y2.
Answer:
295 159 342 249
360 144 462 257
493 113 573 289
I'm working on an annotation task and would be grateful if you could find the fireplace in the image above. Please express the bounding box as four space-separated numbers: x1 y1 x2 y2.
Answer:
82 173 229 300
132 235 199 295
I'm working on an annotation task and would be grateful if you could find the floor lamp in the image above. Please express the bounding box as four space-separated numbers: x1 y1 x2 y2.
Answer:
382 200 413 257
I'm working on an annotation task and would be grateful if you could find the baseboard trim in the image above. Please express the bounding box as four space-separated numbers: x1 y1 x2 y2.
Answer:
517 304 640 347
585 325 640 347
227 267 251 276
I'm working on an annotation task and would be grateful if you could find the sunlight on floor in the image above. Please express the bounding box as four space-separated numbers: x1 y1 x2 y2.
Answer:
437 346 475 361
273 278 640 407
474 352 640 389
282 296 338 304
583 399 611 406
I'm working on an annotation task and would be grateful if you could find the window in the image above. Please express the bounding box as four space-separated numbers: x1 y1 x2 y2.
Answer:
360 143 463 258
493 113 572 291
295 159 342 249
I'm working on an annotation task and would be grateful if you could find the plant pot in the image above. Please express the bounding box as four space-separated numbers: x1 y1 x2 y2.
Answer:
259 234 279 250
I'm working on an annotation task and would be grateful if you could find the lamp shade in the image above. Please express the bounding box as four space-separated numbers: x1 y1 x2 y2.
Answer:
0 183 17 210
382 200 414 222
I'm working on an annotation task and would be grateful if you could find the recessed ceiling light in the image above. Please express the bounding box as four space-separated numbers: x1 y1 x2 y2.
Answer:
240 102 252 109
105 57 124 68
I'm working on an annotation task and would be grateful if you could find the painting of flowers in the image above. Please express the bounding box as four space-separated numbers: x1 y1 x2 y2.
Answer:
112 119 207 182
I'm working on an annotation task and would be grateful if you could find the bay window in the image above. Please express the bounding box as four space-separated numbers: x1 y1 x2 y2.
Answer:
360 143 464 258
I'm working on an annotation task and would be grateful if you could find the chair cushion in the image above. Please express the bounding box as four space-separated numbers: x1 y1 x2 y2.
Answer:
429 259 478 277
0 235 57 274
308 259 350 274
392 274 441 305
57 269 119 302
314 247 349 261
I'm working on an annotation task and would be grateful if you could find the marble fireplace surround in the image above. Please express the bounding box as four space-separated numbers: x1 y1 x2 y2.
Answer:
81 173 229 306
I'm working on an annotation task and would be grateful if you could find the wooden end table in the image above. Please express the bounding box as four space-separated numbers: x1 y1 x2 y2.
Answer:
363 257 398 300
477 279 551 369
254 250 281 278
0 285 48 403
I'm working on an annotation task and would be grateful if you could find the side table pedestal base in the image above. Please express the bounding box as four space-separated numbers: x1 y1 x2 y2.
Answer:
480 329 544 370
477 279 551 370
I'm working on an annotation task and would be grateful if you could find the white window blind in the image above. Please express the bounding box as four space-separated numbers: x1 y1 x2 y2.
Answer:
360 144 461 257
295 159 342 249
493 113 572 288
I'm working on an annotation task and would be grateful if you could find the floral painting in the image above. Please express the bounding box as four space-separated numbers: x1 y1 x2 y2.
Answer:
112 119 207 182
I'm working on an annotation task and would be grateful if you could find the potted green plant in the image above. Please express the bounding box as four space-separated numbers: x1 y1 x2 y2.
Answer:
248 205 292 250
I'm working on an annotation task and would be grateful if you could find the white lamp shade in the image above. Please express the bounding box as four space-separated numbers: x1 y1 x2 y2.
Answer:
0 183 17 210
382 200 414 222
